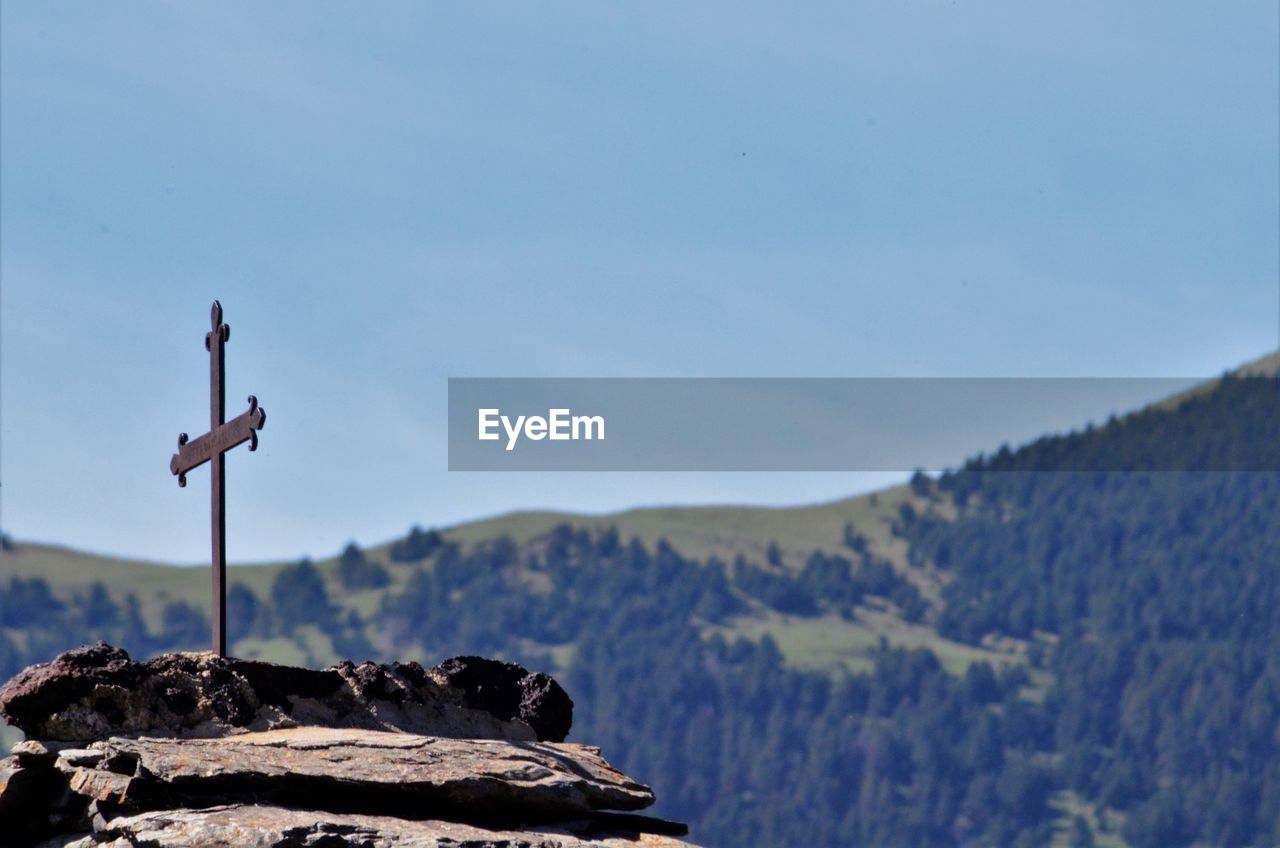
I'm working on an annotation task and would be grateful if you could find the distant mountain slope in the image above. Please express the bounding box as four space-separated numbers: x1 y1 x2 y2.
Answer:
437 481 924 571
1 480 932 621
7 350 1275 610
1149 349 1279 412
2 352 1277 847
1 479 967 676
4 352 1275 675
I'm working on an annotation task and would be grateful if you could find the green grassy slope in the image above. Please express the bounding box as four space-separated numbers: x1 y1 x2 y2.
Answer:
443 483 917 564
2 479 972 675
0 544 285 633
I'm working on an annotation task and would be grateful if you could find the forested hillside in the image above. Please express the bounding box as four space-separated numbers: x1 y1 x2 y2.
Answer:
1 370 1277 847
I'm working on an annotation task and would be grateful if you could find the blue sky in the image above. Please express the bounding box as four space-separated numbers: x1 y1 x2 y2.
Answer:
2 2 1277 563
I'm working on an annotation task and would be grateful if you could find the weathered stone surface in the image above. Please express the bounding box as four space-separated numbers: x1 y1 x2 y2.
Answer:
0 755 87 845
435 656 574 744
12 739 80 769
0 650 692 848
61 803 699 847
0 643 572 743
73 727 652 817
51 749 103 771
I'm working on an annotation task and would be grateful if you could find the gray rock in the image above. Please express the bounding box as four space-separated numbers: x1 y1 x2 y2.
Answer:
78 727 654 816
11 740 58 766
78 803 699 847
0 754 87 844
0 650 691 848
0 643 572 743
52 749 103 771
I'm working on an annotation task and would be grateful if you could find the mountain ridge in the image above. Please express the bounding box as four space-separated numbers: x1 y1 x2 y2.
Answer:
2 351 1277 846
7 349 1274 577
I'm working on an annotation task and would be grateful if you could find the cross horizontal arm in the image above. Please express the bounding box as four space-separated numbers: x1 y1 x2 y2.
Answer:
170 396 266 485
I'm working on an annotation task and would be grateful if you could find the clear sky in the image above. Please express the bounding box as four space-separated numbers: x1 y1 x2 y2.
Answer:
2 2 1277 564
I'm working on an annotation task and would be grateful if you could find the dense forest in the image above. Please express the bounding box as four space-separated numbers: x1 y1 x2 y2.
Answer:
1 374 1277 847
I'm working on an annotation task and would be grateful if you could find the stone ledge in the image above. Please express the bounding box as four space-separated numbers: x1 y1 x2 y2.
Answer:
50 802 698 848
76 727 655 816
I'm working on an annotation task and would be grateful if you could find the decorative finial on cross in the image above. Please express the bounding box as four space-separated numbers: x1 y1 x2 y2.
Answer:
169 301 266 657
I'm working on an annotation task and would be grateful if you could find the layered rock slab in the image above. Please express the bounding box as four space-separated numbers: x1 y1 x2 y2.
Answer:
0 643 572 743
53 803 695 848
71 727 654 816
0 645 693 847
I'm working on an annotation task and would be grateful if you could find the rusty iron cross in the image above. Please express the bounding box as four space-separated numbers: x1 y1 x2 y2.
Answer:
169 301 266 657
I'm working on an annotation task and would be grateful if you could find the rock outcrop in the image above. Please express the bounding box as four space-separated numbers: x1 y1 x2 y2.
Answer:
0 643 572 744
0 644 696 848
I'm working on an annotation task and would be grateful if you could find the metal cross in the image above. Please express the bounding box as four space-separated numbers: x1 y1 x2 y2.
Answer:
169 301 266 657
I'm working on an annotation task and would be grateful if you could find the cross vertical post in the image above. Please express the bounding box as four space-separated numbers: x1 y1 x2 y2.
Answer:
170 301 266 658
209 304 228 657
